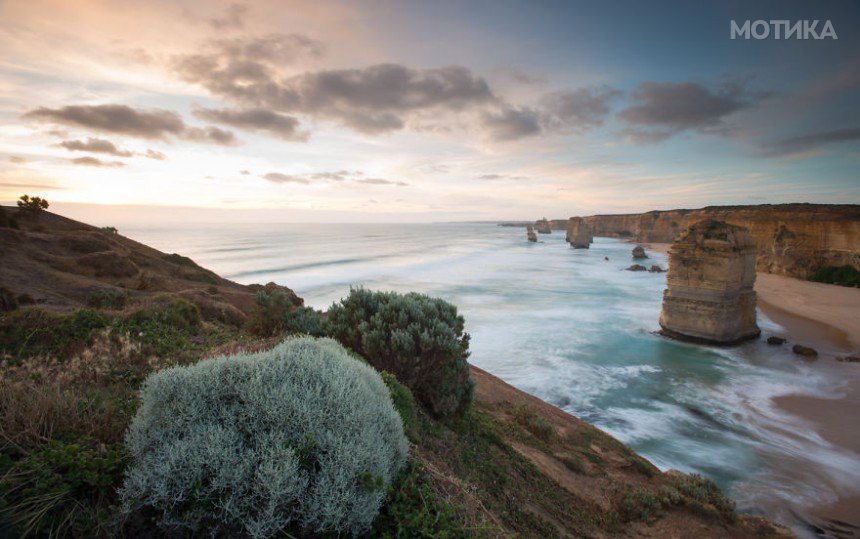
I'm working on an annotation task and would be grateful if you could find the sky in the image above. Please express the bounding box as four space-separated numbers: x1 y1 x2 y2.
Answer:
0 0 858 223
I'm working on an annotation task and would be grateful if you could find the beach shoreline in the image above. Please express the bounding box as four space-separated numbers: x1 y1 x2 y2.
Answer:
646 242 860 525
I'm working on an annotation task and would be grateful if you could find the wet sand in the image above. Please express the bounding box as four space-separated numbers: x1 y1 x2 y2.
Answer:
646 242 860 524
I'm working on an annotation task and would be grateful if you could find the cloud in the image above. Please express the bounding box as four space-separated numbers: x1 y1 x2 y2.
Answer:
173 35 495 134
759 127 860 157
476 173 529 181
70 156 125 168
208 3 248 29
480 106 541 141
618 81 767 143
356 178 408 186
496 67 546 86
262 172 309 184
59 137 133 157
540 86 622 132
240 169 250 175
262 170 406 186
145 149 166 160
24 104 238 146
8 156 27 164
182 125 239 145
193 107 308 141
26 104 185 139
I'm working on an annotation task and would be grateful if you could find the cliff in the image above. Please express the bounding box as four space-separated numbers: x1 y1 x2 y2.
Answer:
659 220 760 344
0 206 300 324
576 204 860 279
566 217 594 248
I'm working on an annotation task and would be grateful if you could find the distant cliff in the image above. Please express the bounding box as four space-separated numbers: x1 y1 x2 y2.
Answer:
567 204 859 279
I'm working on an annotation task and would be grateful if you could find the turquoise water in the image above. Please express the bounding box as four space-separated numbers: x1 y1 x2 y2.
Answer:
121 222 858 529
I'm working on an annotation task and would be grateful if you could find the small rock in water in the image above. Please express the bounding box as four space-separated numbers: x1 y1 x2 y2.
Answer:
792 344 818 359
626 264 647 272
836 355 860 363
767 336 786 345
648 265 665 273
604 256 609 261
632 245 648 259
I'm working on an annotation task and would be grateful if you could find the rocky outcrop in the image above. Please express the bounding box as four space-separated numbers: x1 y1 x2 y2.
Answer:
659 220 760 344
632 246 647 259
565 217 593 249
526 224 537 242
534 218 551 234
648 265 665 273
792 344 818 358
577 204 859 279
626 264 647 272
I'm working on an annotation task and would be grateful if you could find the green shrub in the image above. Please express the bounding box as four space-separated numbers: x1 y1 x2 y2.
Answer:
87 288 129 309
380 371 418 440
0 308 108 360
326 288 474 418
372 459 467 538
100 226 118 235
120 337 408 537
667 472 736 522
16 194 49 214
113 298 200 357
809 265 860 287
0 439 127 537
246 290 325 337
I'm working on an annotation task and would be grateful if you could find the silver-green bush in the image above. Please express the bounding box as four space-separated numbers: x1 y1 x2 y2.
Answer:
120 337 408 538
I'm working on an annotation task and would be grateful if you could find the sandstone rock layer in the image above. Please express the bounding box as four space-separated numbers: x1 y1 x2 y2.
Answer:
566 217 593 249
659 220 760 345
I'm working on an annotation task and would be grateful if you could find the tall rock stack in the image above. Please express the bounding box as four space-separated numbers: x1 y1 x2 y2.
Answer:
659 220 760 344
566 217 593 248
535 218 552 234
526 224 537 242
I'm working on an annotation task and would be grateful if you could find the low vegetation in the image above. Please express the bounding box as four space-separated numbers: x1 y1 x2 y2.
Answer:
121 337 408 537
326 288 474 418
0 276 774 537
16 194 49 215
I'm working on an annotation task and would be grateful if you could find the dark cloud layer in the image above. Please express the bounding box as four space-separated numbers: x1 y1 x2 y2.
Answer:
173 33 495 135
480 106 541 141
476 173 529 181
70 156 125 168
59 137 132 157
194 107 308 141
618 81 765 143
540 87 622 132
24 104 237 146
760 127 860 157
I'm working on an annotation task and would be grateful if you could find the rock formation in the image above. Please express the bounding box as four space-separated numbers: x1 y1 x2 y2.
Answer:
626 264 647 272
659 220 760 344
792 344 818 358
566 217 593 249
575 204 859 279
632 246 648 259
534 218 551 234
526 224 537 242
766 336 786 345
648 265 665 273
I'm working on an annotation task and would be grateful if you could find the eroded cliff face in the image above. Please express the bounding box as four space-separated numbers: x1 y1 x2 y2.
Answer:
659 220 760 344
565 217 593 248
581 204 859 279
534 219 551 234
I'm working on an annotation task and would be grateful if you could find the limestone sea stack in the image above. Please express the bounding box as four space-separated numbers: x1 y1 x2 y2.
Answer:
526 224 537 242
659 220 760 344
535 218 552 234
632 245 648 259
566 217 593 249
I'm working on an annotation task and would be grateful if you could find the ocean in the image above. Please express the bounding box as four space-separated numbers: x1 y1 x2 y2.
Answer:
120 221 858 529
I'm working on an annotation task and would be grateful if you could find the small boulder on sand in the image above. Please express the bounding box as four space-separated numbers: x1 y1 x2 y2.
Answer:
766 336 786 345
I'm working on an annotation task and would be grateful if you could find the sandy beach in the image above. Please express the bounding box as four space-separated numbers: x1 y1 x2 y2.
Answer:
647 242 860 524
